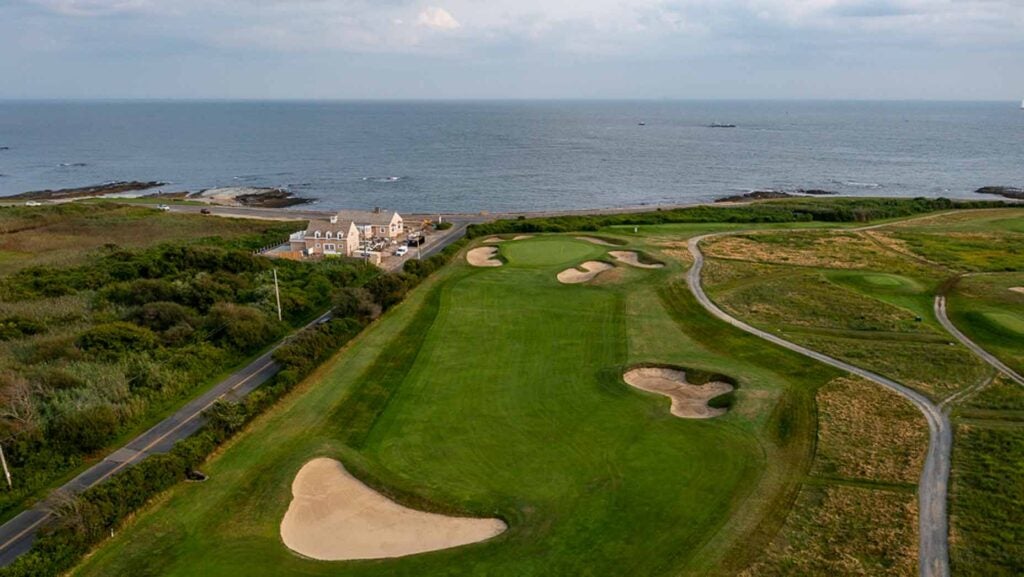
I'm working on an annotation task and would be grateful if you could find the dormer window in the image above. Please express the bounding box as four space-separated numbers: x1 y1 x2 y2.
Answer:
326 231 333 239
314 231 321 238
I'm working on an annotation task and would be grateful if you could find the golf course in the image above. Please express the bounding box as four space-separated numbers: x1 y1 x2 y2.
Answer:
66 206 1023 577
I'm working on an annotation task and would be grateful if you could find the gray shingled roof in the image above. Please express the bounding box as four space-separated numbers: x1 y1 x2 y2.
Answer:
333 210 399 226
304 219 355 236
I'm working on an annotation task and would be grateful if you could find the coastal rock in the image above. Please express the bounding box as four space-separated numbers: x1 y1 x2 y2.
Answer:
716 190 794 203
189 187 311 208
975 186 1024 200
9 181 165 201
716 189 837 203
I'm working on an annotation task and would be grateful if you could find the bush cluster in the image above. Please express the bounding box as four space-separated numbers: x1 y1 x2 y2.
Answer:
0 237 467 577
0 240 376 521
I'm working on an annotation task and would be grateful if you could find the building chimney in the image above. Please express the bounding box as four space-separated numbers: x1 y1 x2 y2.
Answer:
330 215 338 224
373 207 381 214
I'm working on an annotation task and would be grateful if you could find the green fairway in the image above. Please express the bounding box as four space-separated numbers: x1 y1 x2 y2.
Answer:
982 312 1024 335
73 235 828 577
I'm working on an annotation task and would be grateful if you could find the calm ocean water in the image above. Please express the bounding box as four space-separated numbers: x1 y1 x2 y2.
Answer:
0 100 1021 213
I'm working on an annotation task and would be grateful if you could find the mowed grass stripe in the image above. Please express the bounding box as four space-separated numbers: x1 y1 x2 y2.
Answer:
332 281 445 448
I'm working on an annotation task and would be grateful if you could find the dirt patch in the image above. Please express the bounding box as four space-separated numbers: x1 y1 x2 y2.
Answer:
1011 287 1024 295
512 235 533 241
280 458 506 561
467 247 502 267
575 236 618 246
556 261 614 284
608 251 664 269
622 367 734 418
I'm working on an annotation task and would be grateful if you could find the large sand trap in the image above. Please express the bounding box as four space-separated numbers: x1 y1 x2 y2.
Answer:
1011 287 1024 295
623 367 734 419
575 236 618 246
281 458 506 561
483 237 502 244
557 261 614 284
467 247 502 267
512 235 534 240
608 251 664 269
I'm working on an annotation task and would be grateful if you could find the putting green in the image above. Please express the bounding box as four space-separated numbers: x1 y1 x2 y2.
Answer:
863 274 904 287
983 312 1024 335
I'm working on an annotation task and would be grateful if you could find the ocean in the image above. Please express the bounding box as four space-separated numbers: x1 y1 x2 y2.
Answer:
0 100 1021 213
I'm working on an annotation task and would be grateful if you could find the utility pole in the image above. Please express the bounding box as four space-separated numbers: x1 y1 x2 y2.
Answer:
273 269 282 322
0 445 12 489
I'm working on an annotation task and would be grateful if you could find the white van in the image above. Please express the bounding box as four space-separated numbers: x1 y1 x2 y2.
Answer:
395 245 409 257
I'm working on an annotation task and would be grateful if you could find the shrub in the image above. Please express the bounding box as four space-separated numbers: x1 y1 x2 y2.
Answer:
204 303 278 353
76 322 157 356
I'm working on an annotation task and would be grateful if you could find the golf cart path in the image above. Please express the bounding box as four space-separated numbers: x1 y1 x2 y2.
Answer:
935 296 1024 388
687 234 951 577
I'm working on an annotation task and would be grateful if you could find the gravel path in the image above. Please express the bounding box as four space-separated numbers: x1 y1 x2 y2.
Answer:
686 234 951 577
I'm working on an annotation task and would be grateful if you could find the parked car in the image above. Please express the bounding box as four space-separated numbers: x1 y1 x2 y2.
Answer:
156 204 171 212
394 245 408 257
25 201 42 207
200 208 212 215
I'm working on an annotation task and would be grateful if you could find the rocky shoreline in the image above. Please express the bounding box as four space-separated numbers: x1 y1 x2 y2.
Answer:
188 187 311 208
975 186 1024 200
715 189 836 203
8 181 165 201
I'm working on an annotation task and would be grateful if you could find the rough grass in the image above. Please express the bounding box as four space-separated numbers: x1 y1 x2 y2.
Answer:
71 236 783 577
949 424 1024 576
794 335 988 400
0 203 300 274
704 231 912 270
740 484 918 577
713 270 934 334
813 377 927 485
948 272 1024 376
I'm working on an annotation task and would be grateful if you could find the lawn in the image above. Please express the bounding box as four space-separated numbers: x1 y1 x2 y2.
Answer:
72 234 834 577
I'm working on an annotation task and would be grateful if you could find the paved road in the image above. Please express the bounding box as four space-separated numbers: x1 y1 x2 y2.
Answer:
686 234 951 577
0 309 330 567
935 295 1024 387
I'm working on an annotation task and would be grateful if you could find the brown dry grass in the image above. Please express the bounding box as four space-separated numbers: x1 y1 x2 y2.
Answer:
814 377 927 484
0 204 300 274
648 240 693 266
741 484 918 577
704 232 898 269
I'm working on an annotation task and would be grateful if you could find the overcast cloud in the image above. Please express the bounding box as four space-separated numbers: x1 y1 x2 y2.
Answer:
1 0 1021 99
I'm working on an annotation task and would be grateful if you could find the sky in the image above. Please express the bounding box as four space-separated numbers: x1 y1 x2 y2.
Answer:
1 0 1022 100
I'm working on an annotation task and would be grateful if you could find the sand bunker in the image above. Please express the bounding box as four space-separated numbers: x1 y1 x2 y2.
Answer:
512 235 534 241
623 367 734 419
1011 287 1024 295
575 236 618 246
467 247 502 267
281 458 506 561
608 251 664 269
557 261 614 284
483 237 502 244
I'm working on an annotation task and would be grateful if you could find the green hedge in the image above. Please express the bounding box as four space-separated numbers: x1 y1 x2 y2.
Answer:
466 197 1006 238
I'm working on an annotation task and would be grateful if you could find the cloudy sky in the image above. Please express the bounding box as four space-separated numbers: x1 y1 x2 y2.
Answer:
1 0 1022 99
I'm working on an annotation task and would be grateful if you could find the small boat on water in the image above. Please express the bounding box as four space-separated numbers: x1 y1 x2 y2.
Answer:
709 122 736 128
638 121 646 126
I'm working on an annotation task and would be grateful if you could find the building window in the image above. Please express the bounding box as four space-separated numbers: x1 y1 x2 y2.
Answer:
314 231 321 238
326 231 333 239
315 243 321 248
